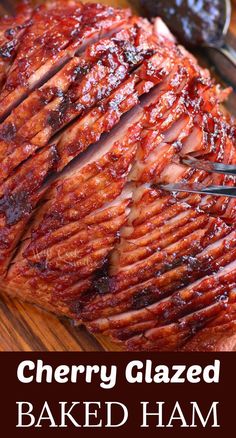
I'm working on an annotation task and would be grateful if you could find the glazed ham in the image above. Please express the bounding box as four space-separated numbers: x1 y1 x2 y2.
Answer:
0 1 236 351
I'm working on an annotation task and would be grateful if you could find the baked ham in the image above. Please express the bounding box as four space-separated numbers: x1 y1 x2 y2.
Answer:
0 1 236 351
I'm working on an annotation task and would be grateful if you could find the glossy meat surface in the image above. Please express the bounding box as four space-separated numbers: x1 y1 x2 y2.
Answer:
0 17 160 182
0 1 33 89
0 1 131 120
0 1 236 351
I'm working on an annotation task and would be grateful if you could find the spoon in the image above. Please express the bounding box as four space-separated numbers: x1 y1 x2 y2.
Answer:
204 0 236 68
140 0 236 68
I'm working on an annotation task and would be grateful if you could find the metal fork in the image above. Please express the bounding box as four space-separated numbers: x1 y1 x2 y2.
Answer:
180 155 236 176
159 155 236 197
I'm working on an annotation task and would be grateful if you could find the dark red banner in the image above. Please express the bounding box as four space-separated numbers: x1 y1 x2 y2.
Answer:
0 352 235 437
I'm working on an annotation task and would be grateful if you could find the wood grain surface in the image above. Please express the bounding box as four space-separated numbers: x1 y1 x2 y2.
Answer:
0 0 235 351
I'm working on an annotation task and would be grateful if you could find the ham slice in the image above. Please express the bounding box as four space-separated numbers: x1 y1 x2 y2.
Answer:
0 2 131 121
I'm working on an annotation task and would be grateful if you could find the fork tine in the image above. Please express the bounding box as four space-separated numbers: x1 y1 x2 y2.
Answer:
158 183 236 197
180 155 236 176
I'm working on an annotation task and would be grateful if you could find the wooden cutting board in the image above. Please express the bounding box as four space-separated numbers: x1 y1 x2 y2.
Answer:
0 0 235 351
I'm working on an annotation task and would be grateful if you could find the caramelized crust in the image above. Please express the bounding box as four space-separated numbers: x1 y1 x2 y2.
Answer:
0 1 33 89
0 1 131 120
0 17 161 182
